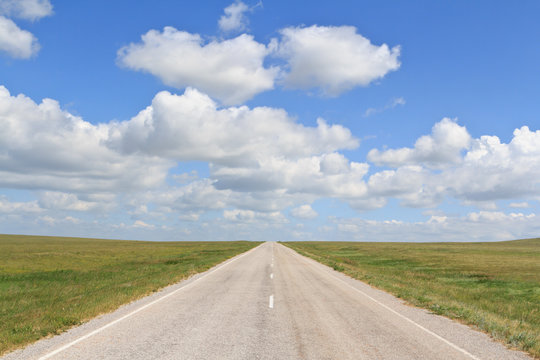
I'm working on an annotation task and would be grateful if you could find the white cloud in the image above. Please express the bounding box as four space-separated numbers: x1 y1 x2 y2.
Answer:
290 204 318 219
211 153 368 197
447 126 540 201
509 202 530 208
368 166 426 197
172 170 198 184
366 165 443 208
104 86 363 210
365 119 540 208
38 215 81 226
0 16 39 58
0 0 52 21
117 27 278 105
275 25 400 95
368 118 471 168
364 97 405 117
461 200 498 210
63 216 81 224
0 85 362 224
2 81 540 242
218 1 250 33
0 196 42 213
0 86 172 193
332 211 539 242
149 179 231 212
348 197 387 211
38 191 106 211
133 220 155 229
223 209 288 223
38 215 56 225
466 211 533 223
178 212 201 222
144 179 306 216
107 88 358 165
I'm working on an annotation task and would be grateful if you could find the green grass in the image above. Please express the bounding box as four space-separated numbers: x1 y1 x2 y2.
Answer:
283 239 540 358
0 234 260 355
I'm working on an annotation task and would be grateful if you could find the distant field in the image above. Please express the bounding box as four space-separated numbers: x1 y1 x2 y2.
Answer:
0 234 259 355
284 239 540 358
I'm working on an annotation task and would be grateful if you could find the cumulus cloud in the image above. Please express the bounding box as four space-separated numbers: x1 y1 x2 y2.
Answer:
211 153 368 198
150 179 231 212
0 86 172 193
218 1 250 33
447 126 540 201
365 118 540 208
0 0 53 21
275 25 401 95
223 209 288 223
0 195 42 213
117 27 278 105
368 118 471 168
0 16 39 58
3 82 540 242
290 204 318 219
107 88 358 166
467 211 535 223
332 211 539 242
0 84 363 227
0 0 51 58
38 191 109 212
118 22 402 103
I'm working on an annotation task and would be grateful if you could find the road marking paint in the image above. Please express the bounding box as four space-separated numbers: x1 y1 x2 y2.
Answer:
282 244 481 360
270 273 274 279
36 244 263 360
269 295 274 308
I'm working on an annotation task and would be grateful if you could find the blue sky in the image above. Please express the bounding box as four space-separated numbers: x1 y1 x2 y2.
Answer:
1 0 539 241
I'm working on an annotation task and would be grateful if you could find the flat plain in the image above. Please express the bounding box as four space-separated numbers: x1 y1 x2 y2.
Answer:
2 242 530 360
283 239 540 358
0 234 259 356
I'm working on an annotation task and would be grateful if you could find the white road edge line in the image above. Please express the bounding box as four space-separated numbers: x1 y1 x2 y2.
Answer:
269 295 274 309
36 244 263 360
284 245 481 360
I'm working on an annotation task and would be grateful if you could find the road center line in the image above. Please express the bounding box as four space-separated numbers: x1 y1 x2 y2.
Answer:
269 295 274 308
284 245 481 360
36 244 263 360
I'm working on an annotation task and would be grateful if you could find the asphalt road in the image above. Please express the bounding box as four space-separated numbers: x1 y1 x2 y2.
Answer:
3 242 531 360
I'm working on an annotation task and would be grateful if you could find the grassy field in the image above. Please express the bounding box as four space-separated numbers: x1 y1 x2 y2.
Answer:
0 234 260 355
283 239 540 358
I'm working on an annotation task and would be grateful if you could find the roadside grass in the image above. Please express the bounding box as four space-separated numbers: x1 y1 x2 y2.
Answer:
283 239 540 358
0 234 260 356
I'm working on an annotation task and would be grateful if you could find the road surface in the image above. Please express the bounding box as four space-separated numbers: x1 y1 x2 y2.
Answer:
2 242 531 359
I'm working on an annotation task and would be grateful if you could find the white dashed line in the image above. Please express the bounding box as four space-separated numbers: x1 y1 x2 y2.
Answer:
270 273 274 279
269 295 274 308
